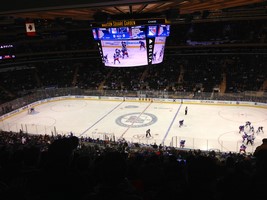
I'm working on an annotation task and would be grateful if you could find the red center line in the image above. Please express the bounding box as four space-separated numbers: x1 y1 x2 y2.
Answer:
119 101 153 139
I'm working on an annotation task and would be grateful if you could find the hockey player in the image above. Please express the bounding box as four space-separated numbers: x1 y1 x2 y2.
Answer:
180 140 186 148
245 121 251 127
139 41 146 50
246 134 255 145
103 54 108 63
256 126 264 134
179 120 184 128
242 132 248 143
121 47 128 59
113 53 120 64
121 41 126 49
115 48 121 57
250 125 255 133
158 45 164 60
239 144 246 154
29 107 35 114
146 129 151 138
121 41 127 49
152 52 157 61
239 125 244 133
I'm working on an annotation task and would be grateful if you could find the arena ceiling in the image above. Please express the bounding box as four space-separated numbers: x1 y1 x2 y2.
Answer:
0 0 267 23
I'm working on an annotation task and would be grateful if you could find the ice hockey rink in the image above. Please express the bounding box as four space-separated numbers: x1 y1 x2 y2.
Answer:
0 99 266 153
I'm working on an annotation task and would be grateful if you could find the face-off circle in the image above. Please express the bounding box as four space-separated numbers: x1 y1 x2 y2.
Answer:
116 112 157 128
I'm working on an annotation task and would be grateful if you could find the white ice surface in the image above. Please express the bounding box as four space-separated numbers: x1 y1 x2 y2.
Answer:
1 100 266 153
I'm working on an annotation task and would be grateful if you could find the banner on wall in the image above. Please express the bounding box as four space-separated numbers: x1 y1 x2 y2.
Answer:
25 23 36 36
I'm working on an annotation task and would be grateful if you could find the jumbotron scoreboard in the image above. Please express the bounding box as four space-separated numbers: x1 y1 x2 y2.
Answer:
91 18 170 67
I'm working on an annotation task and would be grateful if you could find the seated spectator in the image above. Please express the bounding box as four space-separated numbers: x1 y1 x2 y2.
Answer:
88 151 142 200
253 138 267 168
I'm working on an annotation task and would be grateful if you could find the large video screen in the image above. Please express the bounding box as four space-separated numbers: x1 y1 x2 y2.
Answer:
152 37 166 64
147 24 170 38
101 39 148 67
94 26 146 40
92 24 170 67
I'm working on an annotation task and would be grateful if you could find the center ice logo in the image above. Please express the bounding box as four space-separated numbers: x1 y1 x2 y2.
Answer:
116 112 157 128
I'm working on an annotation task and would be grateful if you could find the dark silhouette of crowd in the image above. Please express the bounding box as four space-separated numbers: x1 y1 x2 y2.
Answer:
0 130 267 200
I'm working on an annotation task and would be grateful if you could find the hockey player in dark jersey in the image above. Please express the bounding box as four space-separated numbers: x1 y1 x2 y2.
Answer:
139 41 146 50
245 121 251 127
239 125 244 133
115 48 121 57
29 107 35 114
121 41 127 49
152 52 157 61
179 120 184 128
256 126 264 134
246 134 255 145
103 54 108 63
250 125 255 133
158 45 164 60
121 41 128 58
180 140 186 148
242 132 248 143
121 47 128 59
146 129 151 138
239 144 246 154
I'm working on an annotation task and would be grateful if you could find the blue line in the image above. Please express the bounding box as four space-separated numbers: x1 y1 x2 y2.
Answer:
161 103 182 145
79 101 124 137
